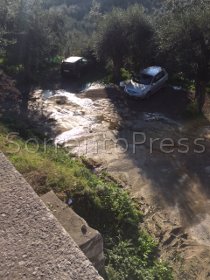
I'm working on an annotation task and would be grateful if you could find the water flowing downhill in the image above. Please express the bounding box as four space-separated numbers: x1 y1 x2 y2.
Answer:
30 84 210 248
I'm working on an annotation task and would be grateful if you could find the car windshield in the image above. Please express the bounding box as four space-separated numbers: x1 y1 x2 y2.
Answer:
133 73 153 85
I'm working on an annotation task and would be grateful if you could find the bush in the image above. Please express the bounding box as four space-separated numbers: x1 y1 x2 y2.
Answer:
120 68 132 81
70 182 141 240
106 239 173 280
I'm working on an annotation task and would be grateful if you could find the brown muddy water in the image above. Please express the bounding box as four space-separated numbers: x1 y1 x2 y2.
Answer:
30 84 210 251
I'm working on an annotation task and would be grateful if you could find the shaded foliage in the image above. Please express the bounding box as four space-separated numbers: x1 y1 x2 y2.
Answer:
94 5 154 81
156 1 210 112
1 0 210 112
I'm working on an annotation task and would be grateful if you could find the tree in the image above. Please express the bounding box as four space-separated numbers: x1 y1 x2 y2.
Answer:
0 0 19 57
126 5 154 71
7 1 61 77
156 1 210 112
95 5 154 81
1 0 67 112
94 8 129 81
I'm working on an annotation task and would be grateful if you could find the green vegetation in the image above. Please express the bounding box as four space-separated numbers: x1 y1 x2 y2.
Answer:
0 0 210 280
0 121 173 279
156 1 210 113
1 0 210 278
120 68 132 81
94 5 154 81
1 0 210 111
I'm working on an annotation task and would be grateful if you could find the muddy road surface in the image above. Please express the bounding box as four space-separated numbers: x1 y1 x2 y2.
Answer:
31 84 210 279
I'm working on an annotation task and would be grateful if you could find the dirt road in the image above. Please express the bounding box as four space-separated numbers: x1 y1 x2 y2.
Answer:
31 84 210 279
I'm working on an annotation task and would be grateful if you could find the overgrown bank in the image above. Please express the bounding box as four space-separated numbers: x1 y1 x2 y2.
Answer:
0 120 173 280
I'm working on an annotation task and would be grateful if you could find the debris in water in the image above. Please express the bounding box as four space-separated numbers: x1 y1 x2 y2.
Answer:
172 86 182 91
143 112 180 126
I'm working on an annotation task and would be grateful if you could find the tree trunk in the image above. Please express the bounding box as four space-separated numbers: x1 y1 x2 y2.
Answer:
195 80 206 113
113 59 122 83
19 81 33 117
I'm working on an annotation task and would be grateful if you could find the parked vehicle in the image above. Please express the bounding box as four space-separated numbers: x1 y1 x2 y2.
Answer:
123 66 168 98
61 56 89 78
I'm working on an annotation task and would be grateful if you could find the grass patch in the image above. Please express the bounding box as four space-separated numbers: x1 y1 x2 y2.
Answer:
0 120 173 280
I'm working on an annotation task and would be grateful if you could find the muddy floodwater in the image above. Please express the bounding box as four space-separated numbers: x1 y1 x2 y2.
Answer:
31 84 210 278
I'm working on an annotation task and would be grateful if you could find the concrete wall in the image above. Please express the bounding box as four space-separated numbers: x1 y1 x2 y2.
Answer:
41 191 105 272
0 153 103 280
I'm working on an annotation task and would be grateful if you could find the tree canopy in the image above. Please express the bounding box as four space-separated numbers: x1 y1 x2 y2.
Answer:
1 0 210 111
156 1 210 111
95 5 154 80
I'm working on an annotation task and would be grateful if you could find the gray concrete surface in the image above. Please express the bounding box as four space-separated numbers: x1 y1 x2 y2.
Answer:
0 153 103 280
41 191 104 271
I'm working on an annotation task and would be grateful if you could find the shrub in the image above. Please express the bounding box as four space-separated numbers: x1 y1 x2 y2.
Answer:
120 68 132 81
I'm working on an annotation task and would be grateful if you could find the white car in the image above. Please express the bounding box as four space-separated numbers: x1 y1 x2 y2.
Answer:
123 66 168 98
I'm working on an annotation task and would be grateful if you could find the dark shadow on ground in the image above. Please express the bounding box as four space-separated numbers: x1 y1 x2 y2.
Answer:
85 85 192 118
36 66 107 94
0 73 57 141
88 85 210 228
